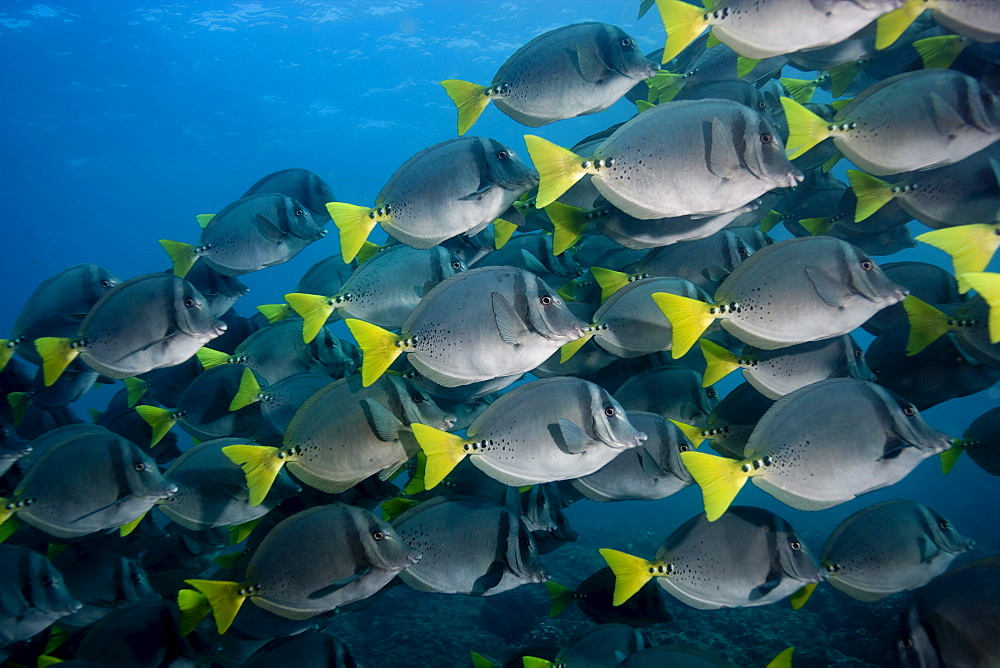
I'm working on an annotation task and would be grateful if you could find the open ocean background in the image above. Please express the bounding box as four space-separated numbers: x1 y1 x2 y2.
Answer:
1 2 997 666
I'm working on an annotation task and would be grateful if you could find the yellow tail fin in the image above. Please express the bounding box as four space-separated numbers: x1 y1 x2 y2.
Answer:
522 658 554 668
34 337 80 387
402 451 427 495
344 318 404 387
183 579 246 635
781 77 817 104
902 295 950 356
939 441 965 475
135 405 177 447
847 170 894 222
599 548 656 606
493 218 518 250
790 583 817 610
327 202 381 263
159 239 199 279
118 510 148 537
470 652 498 668
7 392 30 427
914 34 966 70
440 79 490 136
228 517 262 544
917 224 1000 277
736 56 760 77
656 0 710 63
799 217 834 237
679 451 749 521
411 423 469 489
560 330 596 363
286 292 337 343
766 647 795 668
195 213 215 228
381 497 418 522
195 347 231 370
177 589 211 636
699 339 741 386
544 580 575 617
0 341 15 374
647 71 686 103
545 202 590 255
669 419 705 448
523 135 591 208
780 97 832 160
651 293 718 359
828 60 863 97
356 240 383 264
957 272 1000 342
123 377 148 408
590 267 630 303
229 367 262 411
758 210 781 234
876 0 927 50
222 444 287 507
256 303 293 323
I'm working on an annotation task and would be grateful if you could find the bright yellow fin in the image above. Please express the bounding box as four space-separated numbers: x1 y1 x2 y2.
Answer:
493 218 518 250
939 441 965 475
135 405 177 447
43 626 68 654
599 548 656 606
636 99 655 113
222 444 286 507
544 580 575 617
411 423 468 490
381 497 418 522
177 589 211 636
706 30 720 48
560 330 595 363
876 0 927 50
522 658 554 668
656 0 710 63
828 60 863 97
651 292 718 359
799 217 834 236
229 367 262 411
781 77 816 104
0 341 15 374
184 579 246 635
344 318 404 387
327 202 381 263
679 451 749 521
228 517 262 544
34 337 80 387
790 583 817 610
195 214 215 228
123 377 147 408
766 647 795 668
37 655 63 667
736 56 760 78
917 224 1000 277
523 135 591 208
7 392 30 427
699 339 741 386
118 510 148 537
440 79 490 135
847 170 895 222
957 272 1000 342
781 96 833 160
195 347 231 370
647 71 686 103
286 292 337 344
545 202 590 255
402 451 427 495
590 267 630 303
759 210 781 234
256 303 293 323
821 150 843 173
902 295 950 355
0 498 15 528
357 240 383 264
914 34 965 69
470 651 498 668
0 514 21 542
158 239 198 279
669 419 705 448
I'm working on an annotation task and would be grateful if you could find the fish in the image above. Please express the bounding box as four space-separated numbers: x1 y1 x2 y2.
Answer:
653 236 907 358
903 294 1000 365
412 376 646 488
545 567 674 627
240 168 336 221
285 244 466 341
346 266 586 388
392 496 545 596
327 137 537 262
227 370 333 444
71 599 193 667
818 499 974 602
0 545 81 649
527 99 802 220
613 366 719 424
522 623 648 667
783 69 1000 175
180 263 250 318
0 416 31 477
571 411 694 502
680 379 952 520
699 382 775 459
441 22 658 134
54 551 159 629
600 506 823 609
242 628 360 668
654 0 902 62
160 193 326 278
862 261 962 337
877 0 1000 49
33 273 226 386
186 503 419 633
942 406 1000 475
0 263 119 372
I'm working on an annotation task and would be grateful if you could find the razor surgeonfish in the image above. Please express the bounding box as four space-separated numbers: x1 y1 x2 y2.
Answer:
240 168 336 221
442 22 658 134
545 567 674 627
942 406 1000 475
0 545 80 650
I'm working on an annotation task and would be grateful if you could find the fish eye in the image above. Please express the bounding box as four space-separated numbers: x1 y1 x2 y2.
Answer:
737 247 749 257
41 575 54 586
621 37 633 47
518 537 531 548
790 541 802 551
706 387 717 398
133 462 146 471
854 349 863 358
100 279 112 289
860 260 874 271
183 297 195 308
372 530 385 541
758 101 766 109
294 209 304 216
939 520 950 530
410 393 424 404
540 295 553 306
497 150 509 160
679 444 690 452
902 405 915 416
900 637 914 649
759 133 772 145
451 261 463 270
604 406 616 417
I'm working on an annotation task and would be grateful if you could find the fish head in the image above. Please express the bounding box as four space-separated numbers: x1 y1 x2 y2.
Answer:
774 521 825 585
590 385 647 449
923 507 976 556
172 277 227 342
880 387 953 455
965 77 1000 134
81 263 121 302
394 376 455 429
121 441 178 501
118 556 159 602
841 245 909 305
604 25 659 80
523 273 589 341
897 601 938 668
505 512 547 584
741 109 803 188
313 328 355 376
484 139 539 192
282 195 325 241
434 247 468 282
844 335 877 382
362 515 422 571
25 552 81 616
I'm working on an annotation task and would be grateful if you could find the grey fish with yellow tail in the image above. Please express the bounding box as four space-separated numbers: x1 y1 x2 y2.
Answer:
941 406 1000 476
345 266 586 388
613 366 718 425
523 623 647 667
818 500 973 602
229 370 333 444
411 376 645 489
699 382 774 459
185 503 418 633
527 99 801 220
0 545 81 648
599 506 822 610
441 22 657 135
286 245 465 341
0 424 177 538
545 567 674 626
653 236 906 358
902 294 1000 365
33 273 225 386
241 168 335 221
782 69 1000 176
0 263 119 372
876 0 1000 50
159 193 326 279
0 417 30 477
54 551 159 629
223 374 452 504
327 137 536 262
679 379 950 521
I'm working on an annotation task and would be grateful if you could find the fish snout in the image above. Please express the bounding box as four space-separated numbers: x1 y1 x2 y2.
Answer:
785 167 805 187
212 320 228 337
633 430 648 446
162 482 179 498
441 414 457 430
68 599 83 613
407 549 423 566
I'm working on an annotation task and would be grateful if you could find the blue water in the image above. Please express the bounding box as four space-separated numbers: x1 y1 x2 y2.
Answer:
1 2 998 666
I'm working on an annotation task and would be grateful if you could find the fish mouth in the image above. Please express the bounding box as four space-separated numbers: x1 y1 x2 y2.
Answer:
783 168 805 188
211 321 228 337
406 550 423 566
632 430 648 447
441 414 457 430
